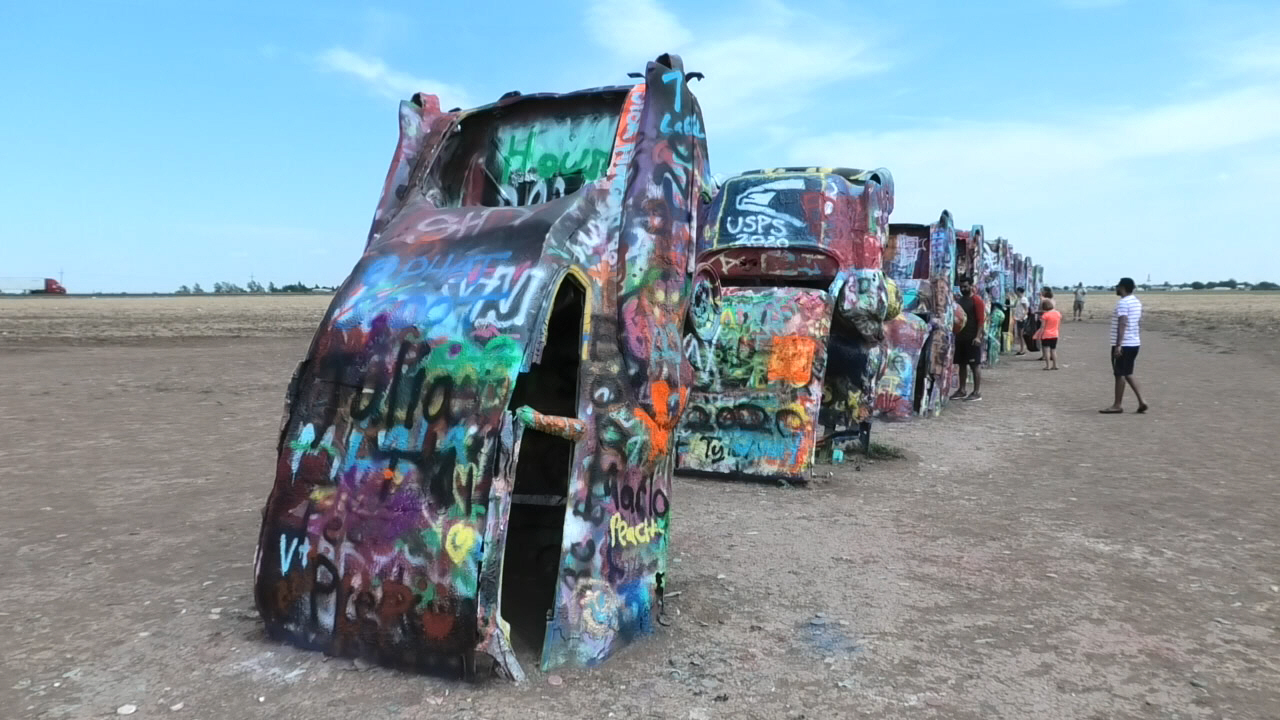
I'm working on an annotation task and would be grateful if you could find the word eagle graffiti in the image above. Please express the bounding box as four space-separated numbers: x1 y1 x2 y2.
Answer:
253 53 712 681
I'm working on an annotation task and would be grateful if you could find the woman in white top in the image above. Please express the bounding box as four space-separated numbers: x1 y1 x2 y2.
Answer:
1012 287 1030 355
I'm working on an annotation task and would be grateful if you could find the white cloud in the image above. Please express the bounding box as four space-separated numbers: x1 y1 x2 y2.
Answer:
1218 33 1280 76
784 83 1280 283
1059 0 1126 8
584 0 888 132
585 0 692 60
787 83 1280 181
315 47 470 107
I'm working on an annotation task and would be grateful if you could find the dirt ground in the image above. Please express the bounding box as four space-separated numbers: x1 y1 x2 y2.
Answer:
1078 291 1280 368
2 294 1278 720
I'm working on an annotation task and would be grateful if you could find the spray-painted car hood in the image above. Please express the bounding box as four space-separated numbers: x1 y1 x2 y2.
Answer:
256 198 576 667
254 54 712 680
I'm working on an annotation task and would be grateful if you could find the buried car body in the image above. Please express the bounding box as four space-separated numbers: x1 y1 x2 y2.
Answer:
253 54 711 680
674 167 894 481
883 211 958 417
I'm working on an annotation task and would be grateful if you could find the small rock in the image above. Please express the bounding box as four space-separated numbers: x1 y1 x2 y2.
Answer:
1212 617 1232 626
353 658 372 672
1270 585 1279 594
170 702 185 711
716 574 726 580
838 620 850 627
810 617 827 626
117 705 138 716
1189 678 1207 689
547 674 564 686
700 678 717 689
257 696 265 703
713 693 729 702
815 612 826 618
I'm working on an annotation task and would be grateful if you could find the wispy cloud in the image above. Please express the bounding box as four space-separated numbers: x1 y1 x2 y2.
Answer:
1059 0 1126 8
788 81 1280 185
584 0 889 132
1218 32 1280 76
585 0 691 60
315 47 470 107
784 81 1280 282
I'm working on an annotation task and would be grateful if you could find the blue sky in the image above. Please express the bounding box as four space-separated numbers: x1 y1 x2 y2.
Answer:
2 0 1277 292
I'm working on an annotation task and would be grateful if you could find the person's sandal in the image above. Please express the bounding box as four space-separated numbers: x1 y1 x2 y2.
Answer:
1098 407 1123 414
1137 403 1149 413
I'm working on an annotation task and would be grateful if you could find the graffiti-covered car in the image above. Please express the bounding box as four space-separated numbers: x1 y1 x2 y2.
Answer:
881 211 958 418
674 166 894 481
253 54 712 680
873 279 927 420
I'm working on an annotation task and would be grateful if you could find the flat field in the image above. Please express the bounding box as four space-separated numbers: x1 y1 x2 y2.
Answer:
2 293 1278 719
0 295 332 343
1085 290 1280 364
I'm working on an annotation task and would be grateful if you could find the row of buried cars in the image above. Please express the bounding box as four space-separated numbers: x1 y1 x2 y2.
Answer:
252 54 1046 682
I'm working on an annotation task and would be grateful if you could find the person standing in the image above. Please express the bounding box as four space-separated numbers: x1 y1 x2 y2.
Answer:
1012 287 1030 355
1072 283 1087 321
951 276 986 401
1034 298 1061 370
1100 277 1148 414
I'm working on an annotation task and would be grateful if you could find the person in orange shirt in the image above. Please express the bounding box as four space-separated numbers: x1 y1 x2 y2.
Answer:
1035 298 1061 370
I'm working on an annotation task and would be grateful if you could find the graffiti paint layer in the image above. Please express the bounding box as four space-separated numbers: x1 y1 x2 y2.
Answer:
677 167 894 479
254 54 712 680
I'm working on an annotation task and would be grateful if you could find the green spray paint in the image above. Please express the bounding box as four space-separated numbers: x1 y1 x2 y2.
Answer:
496 115 618 186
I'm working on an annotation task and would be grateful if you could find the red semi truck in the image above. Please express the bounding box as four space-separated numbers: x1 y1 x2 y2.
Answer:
0 277 67 294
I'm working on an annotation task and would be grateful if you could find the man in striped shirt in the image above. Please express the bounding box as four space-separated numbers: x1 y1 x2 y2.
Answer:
1100 277 1149 414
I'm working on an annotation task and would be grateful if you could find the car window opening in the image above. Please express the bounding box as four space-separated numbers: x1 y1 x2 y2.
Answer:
427 92 628 209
